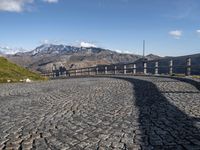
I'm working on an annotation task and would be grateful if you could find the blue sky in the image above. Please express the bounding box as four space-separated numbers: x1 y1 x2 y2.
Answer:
0 0 200 56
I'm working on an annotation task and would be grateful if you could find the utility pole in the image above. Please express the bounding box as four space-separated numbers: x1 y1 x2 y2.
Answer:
143 40 145 58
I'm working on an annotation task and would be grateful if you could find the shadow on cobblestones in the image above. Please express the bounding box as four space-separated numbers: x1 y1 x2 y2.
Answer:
113 77 200 149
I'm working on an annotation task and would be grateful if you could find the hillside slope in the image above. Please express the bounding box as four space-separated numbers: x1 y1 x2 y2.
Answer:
0 57 45 83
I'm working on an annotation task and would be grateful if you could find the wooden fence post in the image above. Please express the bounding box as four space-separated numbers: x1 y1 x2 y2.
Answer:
155 61 159 75
114 66 117 75
96 67 99 75
52 64 56 78
105 66 108 74
143 62 147 74
124 65 127 74
186 58 191 76
169 60 173 75
133 64 136 75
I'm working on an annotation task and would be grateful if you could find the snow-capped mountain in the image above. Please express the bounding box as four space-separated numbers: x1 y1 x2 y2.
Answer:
28 44 113 56
31 44 80 56
6 44 161 73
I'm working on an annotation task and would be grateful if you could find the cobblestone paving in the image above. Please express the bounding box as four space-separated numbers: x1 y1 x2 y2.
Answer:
0 76 199 150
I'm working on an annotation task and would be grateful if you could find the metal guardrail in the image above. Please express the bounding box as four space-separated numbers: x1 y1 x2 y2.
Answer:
48 57 200 78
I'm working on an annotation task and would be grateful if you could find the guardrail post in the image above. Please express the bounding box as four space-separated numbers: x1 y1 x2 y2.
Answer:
105 66 108 74
114 66 117 75
88 68 90 75
169 60 173 75
186 58 191 76
124 65 127 74
52 65 56 78
96 67 99 75
133 64 136 75
75 70 77 76
143 62 147 74
155 61 159 75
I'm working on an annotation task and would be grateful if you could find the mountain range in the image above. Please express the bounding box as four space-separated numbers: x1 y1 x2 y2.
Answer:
5 44 161 73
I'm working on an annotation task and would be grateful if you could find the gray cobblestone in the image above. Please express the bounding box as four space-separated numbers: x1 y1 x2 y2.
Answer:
0 76 200 149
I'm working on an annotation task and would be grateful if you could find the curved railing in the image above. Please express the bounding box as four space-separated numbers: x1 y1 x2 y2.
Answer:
48 57 200 78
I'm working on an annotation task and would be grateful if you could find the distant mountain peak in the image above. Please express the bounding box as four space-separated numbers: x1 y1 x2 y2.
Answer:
30 44 108 56
145 53 161 60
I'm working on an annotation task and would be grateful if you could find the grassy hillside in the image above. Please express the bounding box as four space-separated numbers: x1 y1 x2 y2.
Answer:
0 57 46 83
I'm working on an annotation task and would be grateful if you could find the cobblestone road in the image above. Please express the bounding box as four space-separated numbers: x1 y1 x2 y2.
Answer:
0 76 199 150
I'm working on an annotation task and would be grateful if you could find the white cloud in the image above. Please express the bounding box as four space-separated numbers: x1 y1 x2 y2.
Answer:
0 45 27 54
196 29 200 34
115 49 122 53
169 30 182 39
80 42 97 48
43 0 58 3
0 0 33 12
115 49 132 54
124 50 132 54
0 47 13 54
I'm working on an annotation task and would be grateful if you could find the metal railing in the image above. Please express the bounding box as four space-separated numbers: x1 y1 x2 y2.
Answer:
50 57 200 78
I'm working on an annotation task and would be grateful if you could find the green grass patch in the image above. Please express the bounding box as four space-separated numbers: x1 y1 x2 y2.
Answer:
191 75 200 79
0 57 47 83
171 73 200 80
171 73 186 77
